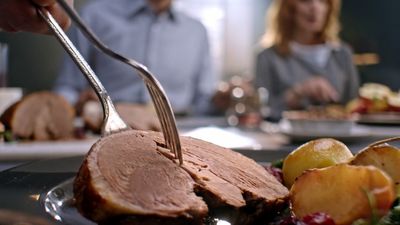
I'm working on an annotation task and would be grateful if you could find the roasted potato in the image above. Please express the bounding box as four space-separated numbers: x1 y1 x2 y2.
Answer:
282 138 353 187
290 164 396 225
351 143 400 193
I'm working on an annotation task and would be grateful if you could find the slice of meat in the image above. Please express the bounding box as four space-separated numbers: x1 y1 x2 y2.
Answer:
153 132 289 224
0 91 75 141
82 101 160 133
74 130 208 225
116 103 161 132
81 100 102 132
74 130 289 225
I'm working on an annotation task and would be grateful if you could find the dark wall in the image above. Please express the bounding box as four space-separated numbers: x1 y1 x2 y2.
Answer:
341 1 400 90
0 32 61 92
0 0 88 93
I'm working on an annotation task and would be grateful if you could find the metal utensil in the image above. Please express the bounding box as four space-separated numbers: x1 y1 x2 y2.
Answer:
36 2 182 164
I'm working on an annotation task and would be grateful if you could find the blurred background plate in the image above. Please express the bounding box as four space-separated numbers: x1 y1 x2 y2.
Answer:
284 119 354 136
0 139 96 161
357 112 400 125
280 120 372 143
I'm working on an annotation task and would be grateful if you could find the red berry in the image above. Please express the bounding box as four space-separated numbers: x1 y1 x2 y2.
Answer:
263 165 284 184
301 212 336 225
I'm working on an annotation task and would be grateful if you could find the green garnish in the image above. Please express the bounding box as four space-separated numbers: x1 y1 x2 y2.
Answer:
271 158 284 169
378 199 400 225
0 130 14 142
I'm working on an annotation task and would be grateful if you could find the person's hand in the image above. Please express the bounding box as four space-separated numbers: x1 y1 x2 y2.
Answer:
0 0 74 33
286 77 339 108
297 77 339 103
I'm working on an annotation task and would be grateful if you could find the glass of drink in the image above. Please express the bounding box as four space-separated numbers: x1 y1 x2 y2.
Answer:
0 43 8 87
225 77 265 129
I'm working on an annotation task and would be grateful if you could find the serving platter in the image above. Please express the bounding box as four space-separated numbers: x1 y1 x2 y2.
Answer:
43 178 96 225
0 150 290 225
43 179 232 225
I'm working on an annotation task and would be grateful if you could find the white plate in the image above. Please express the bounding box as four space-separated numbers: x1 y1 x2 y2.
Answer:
280 120 372 142
0 139 97 161
182 126 262 149
0 127 264 161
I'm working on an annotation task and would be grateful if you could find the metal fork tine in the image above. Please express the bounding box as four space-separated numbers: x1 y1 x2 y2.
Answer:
148 85 175 153
147 85 170 145
149 86 182 163
148 85 182 163
36 8 129 136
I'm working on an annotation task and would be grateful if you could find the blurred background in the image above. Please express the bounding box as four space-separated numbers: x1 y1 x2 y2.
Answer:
0 0 399 92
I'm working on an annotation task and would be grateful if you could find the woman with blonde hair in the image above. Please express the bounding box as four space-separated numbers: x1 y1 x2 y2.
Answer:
255 0 359 120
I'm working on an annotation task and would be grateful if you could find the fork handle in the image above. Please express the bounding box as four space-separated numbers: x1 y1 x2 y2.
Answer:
36 7 129 134
37 2 182 163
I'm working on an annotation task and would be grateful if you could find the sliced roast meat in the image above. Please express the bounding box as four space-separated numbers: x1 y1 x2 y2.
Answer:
0 91 75 141
152 132 289 224
74 130 208 225
74 130 289 225
82 101 161 133
116 103 161 132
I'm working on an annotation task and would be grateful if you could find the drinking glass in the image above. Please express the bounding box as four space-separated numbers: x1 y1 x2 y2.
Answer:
0 43 8 87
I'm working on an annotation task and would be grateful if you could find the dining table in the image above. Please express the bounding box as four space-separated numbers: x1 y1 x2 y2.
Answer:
0 116 400 224
1 116 400 171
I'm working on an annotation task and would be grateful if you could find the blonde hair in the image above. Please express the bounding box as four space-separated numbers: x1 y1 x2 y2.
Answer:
260 0 341 55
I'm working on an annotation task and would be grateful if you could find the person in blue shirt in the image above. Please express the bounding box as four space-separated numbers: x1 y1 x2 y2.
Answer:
54 0 217 116
0 0 73 33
